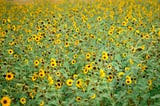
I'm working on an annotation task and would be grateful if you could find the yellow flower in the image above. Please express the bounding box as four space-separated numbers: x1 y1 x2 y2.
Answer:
76 96 81 102
39 100 44 106
65 42 69 47
145 34 150 39
122 21 127 26
127 90 132 94
55 82 62 89
87 24 91 29
148 80 152 86
100 69 105 78
20 97 26 105
85 64 92 70
73 54 78 59
129 59 134 64
73 74 78 79
39 71 45 78
141 45 145 50
108 30 113 35
110 25 115 31
8 49 14 55
122 53 127 58
50 61 57 67
74 40 79 46
31 73 38 82
5 72 14 81
49 79 54 85
137 64 142 67
141 65 147 71
47 76 52 81
83 68 88 74
1 96 11 106
75 28 79 32
56 71 61 77
107 64 112 69
13 54 18 58
126 78 132 85
136 30 140 33
90 94 96 99
97 16 102 21
50 58 56 63
118 72 124 78
127 26 133 31
76 79 83 88
102 51 108 60
146 54 150 59
34 60 39 66
66 79 73 87
71 59 76 64
86 53 91 59
126 75 131 80
107 75 113 82
125 67 130 71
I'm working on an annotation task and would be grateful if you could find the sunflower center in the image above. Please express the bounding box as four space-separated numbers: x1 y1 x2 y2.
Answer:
8 74 11 78
3 100 7 104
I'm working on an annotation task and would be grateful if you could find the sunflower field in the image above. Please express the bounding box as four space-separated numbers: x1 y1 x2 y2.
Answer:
0 0 160 106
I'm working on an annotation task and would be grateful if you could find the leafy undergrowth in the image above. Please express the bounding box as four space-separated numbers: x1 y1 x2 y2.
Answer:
0 0 160 106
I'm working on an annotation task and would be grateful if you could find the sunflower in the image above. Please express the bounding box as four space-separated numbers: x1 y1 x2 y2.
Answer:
56 71 61 77
90 94 96 99
20 97 26 104
122 21 127 26
55 82 62 89
102 52 108 60
31 75 37 82
85 64 92 70
50 58 56 63
8 49 13 55
126 78 132 85
83 68 88 74
13 54 18 58
38 71 45 78
76 79 83 88
127 90 132 94
108 30 113 36
65 42 69 47
76 96 81 102
146 54 150 59
97 16 102 21
118 72 124 78
100 69 105 78
39 100 44 106
73 54 78 58
66 79 73 87
1 96 11 106
73 74 78 79
34 60 39 66
107 64 112 69
86 53 91 59
5 72 14 81
125 67 130 71
71 59 76 64
48 79 54 85
50 61 57 67
107 75 113 82
75 28 79 32
122 53 127 58
148 80 152 86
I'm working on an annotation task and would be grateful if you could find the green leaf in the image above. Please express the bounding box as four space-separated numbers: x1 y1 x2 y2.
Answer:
151 94 160 99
